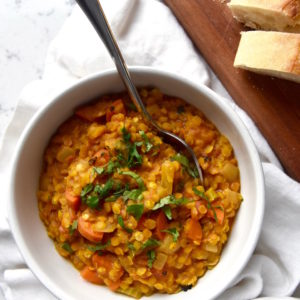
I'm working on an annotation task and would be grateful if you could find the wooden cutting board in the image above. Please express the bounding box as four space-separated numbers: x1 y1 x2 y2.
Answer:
164 0 300 182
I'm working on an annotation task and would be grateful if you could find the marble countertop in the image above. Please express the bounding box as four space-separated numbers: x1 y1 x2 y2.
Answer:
0 0 75 141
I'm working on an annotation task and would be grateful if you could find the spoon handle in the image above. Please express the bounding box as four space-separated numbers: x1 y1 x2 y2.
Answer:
75 0 152 120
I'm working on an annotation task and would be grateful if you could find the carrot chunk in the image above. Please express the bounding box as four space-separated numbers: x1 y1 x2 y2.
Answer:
92 254 124 284
155 211 168 240
207 207 225 225
80 266 103 285
186 218 202 242
78 216 104 243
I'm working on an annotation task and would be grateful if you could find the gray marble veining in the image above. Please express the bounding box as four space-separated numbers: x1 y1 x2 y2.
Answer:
0 0 75 140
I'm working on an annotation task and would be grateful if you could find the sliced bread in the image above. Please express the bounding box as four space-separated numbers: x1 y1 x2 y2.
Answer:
234 31 300 83
228 0 300 32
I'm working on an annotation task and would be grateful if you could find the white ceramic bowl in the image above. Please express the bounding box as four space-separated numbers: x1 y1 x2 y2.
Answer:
8 67 264 300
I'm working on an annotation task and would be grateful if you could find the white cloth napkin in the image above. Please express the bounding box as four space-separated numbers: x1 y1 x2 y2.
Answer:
1 1 300 299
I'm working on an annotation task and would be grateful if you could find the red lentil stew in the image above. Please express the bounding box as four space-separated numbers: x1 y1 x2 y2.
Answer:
37 88 243 298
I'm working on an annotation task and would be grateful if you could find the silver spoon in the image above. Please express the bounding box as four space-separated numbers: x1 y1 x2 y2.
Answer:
75 0 203 183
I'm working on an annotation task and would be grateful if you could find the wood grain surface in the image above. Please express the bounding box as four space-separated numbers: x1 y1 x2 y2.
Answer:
164 0 300 182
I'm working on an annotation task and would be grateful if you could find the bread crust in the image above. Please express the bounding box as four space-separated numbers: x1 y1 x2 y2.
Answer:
228 0 300 31
234 31 300 83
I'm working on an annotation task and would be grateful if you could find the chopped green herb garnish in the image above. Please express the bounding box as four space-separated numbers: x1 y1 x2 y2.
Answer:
119 170 145 190
104 195 119 202
177 105 185 114
87 240 111 252
161 228 179 242
126 204 144 220
106 160 120 174
215 205 224 211
192 187 209 207
121 127 143 168
80 183 93 198
62 242 73 253
163 206 172 220
92 166 105 176
128 142 143 168
171 153 198 178
68 220 78 235
123 189 143 201
193 187 219 222
147 250 156 268
98 178 114 198
86 195 99 208
117 152 126 165
127 243 135 251
139 130 153 153
121 127 131 144
141 238 160 250
117 215 133 233
152 195 191 210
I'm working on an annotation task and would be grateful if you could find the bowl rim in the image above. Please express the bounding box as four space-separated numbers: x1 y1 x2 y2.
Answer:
8 66 265 300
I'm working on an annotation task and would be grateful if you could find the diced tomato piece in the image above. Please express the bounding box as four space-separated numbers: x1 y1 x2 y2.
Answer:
207 207 225 225
92 253 114 270
155 211 168 240
137 214 147 230
186 218 202 242
106 99 126 122
92 254 124 283
65 189 81 211
78 216 104 243
80 266 103 285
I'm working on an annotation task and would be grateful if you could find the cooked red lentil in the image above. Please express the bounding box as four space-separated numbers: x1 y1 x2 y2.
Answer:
37 88 243 298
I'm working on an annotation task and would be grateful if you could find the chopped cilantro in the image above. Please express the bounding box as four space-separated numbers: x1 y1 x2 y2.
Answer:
86 195 99 208
123 189 143 201
162 206 172 220
139 130 153 152
128 142 143 168
92 166 105 176
98 178 114 198
126 204 144 220
119 170 145 190
106 160 121 174
68 220 78 235
141 238 160 250
192 187 210 207
121 127 143 168
152 195 190 210
193 187 219 222
117 215 133 233
121 127 131 144
80 183 93 198
161 228 179 242
127 243 135 251
87 240 110 252
171 153 198 178
104 195 118 202
62 242 73 253
147 250 156 268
